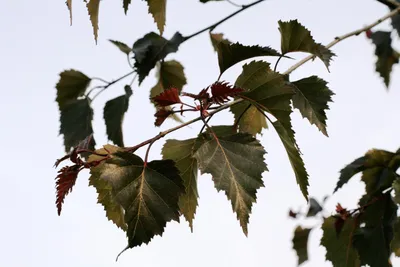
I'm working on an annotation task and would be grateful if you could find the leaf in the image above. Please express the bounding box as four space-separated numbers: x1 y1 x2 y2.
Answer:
370 31 399 87
361 167 397 196
210 81 244 104
154 108 174 126
215 42 282 75
278 20 335 70
292 226 312 266
103 85 132 147
56 69 91 109
391 218 400 256
132 32 184 84
146 0 166 35
88 145 127 231
90 152 185 249
306 197 323 217
152 87 182 106
393 178 400 204
59 98 95 153
210 32 230 52
193 132 267 235
334 156 366 193
109 40 132 55
321 216 360 267
291 76 334 136
162 138 199 231
66 0 72 25
123 0 131 14
86 0 101 43
231 103 268 135
55 165 80 215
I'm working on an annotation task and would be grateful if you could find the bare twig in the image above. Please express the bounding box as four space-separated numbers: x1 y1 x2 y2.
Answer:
90 70 136 101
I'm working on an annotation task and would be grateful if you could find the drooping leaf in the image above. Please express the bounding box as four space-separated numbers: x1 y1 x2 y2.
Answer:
292 226 312 266
321 216 360 267
56 70 91 109
210 32 231 52
132 32 184 84
193 132 267 235
66 0 72 25
215 42 282 75
210 81 244 104
146 0 166 35
152 87 182 106
391 218 400 256
291 76 334 136
334 156 366 193
278 20 335 70
109 40 132 55
306 197 323 217
162 138 199 231
55 165 80 215
370 31 399 87
123 0 131 14
103 85 132 147
86 0 101 43
59 98 95 153
90 152 185 249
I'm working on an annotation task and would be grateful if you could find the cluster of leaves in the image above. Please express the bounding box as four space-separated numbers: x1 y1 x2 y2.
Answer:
289 148 400 266
54 17 337 257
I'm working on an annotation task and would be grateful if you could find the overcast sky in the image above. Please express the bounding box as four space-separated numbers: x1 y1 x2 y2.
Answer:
1 0 400 266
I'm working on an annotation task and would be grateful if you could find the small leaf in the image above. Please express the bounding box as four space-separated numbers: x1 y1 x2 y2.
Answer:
90 152 185 250
103 86 132 147
215 42 282 75
306 197 322 217
55 165 80 215
292 226 312 266
162 138 199 231
109 40 132 55
154 108 174 126
391 218 400 256
152 87 181 106
278 20 335 70
291 76 334 136
123 0 131 14
321 216 360 267
86 0 101 43
59 98 96 153
210 32 230 52
132 32 184 84
334 156 366 193
146 0 166 35
56 69 91 109
193 132 267 235
210 81 244 104
66 0 72 25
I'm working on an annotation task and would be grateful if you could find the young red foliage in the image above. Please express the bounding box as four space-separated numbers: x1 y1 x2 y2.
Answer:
210 81 244 104
365 29 373 39
334 203 351 236
288 209 297 218
154 108 174 126
55 165 81 215
152 88 182 106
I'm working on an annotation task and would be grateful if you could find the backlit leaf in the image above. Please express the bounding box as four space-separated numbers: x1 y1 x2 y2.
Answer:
278 20 335 70
55 165 80 215
103 85 132 147
231 103 267 135
162 138 199 231
210 32 230 52
109 40 132 55
334 156 366 193
86 0 100 43
59 98 95 153
292 226 312 266
291 76 334 136
152 87 181 106
90 152 184 250
146 0 166 35
132 32 184 84
56 69 91 109
193 132 267 235
210 81 244 104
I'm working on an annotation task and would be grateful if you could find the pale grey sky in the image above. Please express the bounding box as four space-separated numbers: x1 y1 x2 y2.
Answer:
1 0 400 266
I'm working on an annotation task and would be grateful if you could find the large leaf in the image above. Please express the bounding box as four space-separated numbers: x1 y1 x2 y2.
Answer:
292 226 312 266
278 20 335 70
291 76 334 136
86 0 100 43
334 156 366 193
103 85 132 147
59 98 95 153
109 40 132 55
210 32 230 52
193 132 267 235
146 0 166 35
56 70 91 109
321 216 360 267
215 42 281 75
162 138 199 231
132 32 184 84
90 152 185 250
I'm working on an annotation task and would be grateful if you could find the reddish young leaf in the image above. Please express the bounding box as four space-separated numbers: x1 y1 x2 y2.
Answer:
210 81 244 104
152 87 182 106
154 108 174 126
289 209 297 218
365 29 373 39
336 203 350 219
55 165 81 215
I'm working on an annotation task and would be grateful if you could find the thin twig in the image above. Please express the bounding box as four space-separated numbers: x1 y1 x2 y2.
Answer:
91 77 110 84
233 103 251 130
91 70 135 101
274 55 283 72
226 0 243 8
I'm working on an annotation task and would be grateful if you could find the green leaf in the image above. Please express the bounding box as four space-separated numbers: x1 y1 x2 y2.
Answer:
86 0 100 43
321 216 360 267
103 85 132 147
56 69 91 109
393 178 400 204
123 0 131 14
193 132 267 235
231 103 267 135
291 76 334 136
109 40 132 55
90 152 185 250
278 20 335 70
370 31 399 87
59 98 95 153
306 197 322 217
292 226 312 266
334 156 366 193
132 32 184 84
234 60 309 199
88 145 127 231
210 32 231 52
146 0 166 35
162 138 199 231
391 218 400 256
215 42 282 75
